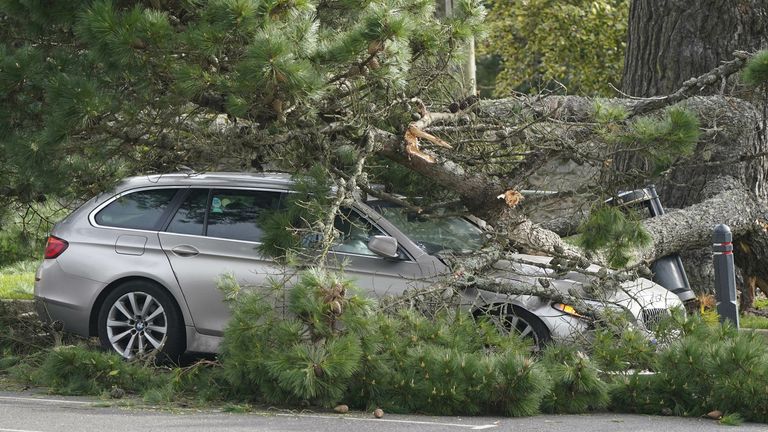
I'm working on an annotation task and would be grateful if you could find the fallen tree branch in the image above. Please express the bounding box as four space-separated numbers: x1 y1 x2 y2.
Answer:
626 51 752 117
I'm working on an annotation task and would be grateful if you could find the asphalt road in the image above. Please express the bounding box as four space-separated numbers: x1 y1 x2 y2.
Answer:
0 391 764 432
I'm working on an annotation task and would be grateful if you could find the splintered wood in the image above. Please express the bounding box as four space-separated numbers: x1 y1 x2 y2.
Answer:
497 190 524 208
404 125 452 163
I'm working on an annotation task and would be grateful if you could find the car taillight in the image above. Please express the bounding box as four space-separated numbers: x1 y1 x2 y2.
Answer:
44 236 68 259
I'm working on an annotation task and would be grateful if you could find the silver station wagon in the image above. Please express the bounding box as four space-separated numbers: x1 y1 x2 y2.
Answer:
34 173 683 359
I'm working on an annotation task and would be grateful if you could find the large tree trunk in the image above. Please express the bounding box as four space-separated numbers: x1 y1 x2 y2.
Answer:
621 0 768 97
620 3 768 303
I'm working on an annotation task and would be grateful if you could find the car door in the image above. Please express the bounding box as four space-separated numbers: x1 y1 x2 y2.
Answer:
158 188 283 336
325 207 440 297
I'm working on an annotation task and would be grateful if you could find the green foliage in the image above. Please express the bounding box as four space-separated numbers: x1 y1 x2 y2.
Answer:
609 316 768 422
490 350 550 416
620 107 700 174
590 326 657 372
481 0 628 96
11 287 768 421
1 0 484 203
350 308 545 416
720 413 745 426
220 268 552 414
608 372 667 414
0 261 37 300
743 50 768 86
258 166 336 260
221 268 373 406
34 346 159 395
739 313 768 329
577 206 651 267
593 101 628 124
0 202 65 266
539 344 608 413
0 272 34 300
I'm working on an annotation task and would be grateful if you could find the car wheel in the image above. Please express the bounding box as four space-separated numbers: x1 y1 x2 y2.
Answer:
97 280 184 361
482 304 552 350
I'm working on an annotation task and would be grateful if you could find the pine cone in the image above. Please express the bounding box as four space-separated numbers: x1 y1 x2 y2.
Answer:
110 386 125 399
272 99 284 116
348 65 363 77
313 364 324 377
706 410 723 420
330 300 343 315
368 40 384 55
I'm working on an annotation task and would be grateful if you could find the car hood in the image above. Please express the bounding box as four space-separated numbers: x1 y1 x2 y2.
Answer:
486 253 683 321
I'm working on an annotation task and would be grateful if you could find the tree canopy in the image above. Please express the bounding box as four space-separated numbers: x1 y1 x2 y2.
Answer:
0 0 484 201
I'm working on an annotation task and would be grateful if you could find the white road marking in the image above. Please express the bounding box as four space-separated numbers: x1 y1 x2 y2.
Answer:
0 395 500 430
275 413 498 430
0 396 92 405
0 428 46 432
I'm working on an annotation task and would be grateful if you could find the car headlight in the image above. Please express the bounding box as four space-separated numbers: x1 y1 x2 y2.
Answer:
551 303 585 318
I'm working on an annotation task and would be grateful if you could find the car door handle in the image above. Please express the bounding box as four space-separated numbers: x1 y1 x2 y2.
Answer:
171 245 199 257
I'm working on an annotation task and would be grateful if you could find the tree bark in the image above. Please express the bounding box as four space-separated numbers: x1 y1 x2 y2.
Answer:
621 0 768 299
622 0 768 97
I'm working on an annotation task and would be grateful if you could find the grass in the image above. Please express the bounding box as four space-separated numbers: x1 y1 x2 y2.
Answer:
720 413 745 426
740 296 768 329
0 260 37 300
740 314 768 329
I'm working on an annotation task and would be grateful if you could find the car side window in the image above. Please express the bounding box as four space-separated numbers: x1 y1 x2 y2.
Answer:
331 208 385 256
95 189 178 230
205 189 281 242
166 189 209 236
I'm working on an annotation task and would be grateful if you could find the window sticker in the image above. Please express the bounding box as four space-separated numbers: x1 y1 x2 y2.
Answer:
211 197 223 213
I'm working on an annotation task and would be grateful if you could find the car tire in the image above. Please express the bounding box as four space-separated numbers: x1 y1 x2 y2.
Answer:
97 280 185 362
505 305 552 349
480 304 552 350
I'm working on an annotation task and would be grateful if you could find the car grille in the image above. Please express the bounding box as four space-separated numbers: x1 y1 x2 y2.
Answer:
642 308 670 329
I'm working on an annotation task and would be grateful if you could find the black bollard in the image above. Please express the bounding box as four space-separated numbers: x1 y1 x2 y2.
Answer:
713 224 739 327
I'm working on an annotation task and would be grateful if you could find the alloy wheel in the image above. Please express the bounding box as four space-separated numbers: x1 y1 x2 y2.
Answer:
105 292 168 358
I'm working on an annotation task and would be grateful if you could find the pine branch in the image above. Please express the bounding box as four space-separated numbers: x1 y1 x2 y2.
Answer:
626 51 752 117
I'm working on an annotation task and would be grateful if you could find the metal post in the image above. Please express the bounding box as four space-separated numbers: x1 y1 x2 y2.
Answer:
713 224 739 327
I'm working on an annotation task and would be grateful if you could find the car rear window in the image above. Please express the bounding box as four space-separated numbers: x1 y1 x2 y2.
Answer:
94 189 178 230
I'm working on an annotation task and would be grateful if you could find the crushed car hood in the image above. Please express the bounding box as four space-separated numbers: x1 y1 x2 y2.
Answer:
485 253 683 320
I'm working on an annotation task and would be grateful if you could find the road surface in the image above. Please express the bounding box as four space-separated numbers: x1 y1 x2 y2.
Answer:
0 391 763 432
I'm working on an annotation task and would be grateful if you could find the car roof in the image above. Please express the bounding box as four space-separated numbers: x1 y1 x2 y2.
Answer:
116 172 296 191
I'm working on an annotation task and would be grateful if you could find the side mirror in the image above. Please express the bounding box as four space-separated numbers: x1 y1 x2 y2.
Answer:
368 235 400 259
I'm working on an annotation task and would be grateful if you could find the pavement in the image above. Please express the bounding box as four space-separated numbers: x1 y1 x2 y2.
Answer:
0 391 766 432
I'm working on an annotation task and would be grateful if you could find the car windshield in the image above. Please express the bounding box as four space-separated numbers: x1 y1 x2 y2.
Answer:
370 204 487 254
